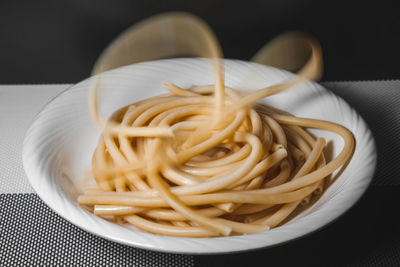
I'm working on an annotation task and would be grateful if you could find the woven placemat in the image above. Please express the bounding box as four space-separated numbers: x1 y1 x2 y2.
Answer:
1 81 399 265
324 80 400 185
0 194 193 266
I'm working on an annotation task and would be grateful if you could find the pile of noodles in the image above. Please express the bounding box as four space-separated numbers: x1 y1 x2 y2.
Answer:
78 13 355 237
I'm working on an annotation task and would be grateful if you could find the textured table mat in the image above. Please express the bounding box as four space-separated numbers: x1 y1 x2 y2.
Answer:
1 81 399 266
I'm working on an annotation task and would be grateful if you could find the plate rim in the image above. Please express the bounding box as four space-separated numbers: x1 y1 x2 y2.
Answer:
22 58 377 254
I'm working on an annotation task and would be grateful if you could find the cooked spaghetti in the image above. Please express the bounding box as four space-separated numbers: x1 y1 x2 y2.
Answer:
78 14 355 237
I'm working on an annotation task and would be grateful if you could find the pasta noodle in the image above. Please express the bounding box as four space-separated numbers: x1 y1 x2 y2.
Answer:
78 13 355 237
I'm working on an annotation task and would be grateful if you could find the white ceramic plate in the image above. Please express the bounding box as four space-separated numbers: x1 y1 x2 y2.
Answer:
22 58 376 254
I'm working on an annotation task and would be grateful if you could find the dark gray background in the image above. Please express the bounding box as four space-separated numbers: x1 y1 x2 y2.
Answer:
0 0 399 83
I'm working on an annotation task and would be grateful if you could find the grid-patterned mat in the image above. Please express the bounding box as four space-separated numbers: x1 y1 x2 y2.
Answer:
324 80 400 185
1 81 400 266
0 194 193 266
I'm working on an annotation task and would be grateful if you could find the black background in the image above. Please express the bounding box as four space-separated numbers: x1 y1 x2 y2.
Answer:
1 1 399 266
1 0 399 83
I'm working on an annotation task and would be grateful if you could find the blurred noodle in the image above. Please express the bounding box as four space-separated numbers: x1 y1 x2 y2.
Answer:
78 12 354 237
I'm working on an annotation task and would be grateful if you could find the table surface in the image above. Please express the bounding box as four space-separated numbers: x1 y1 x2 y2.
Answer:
1 81 400 266
1 1 400 265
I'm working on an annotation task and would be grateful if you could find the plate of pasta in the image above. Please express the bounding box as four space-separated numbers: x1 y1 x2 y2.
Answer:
22 58 376 254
